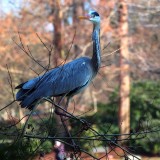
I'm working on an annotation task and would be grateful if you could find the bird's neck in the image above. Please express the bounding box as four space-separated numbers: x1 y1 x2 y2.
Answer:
91 24 101 73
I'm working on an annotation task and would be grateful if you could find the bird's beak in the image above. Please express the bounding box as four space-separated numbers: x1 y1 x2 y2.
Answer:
78 15 90 20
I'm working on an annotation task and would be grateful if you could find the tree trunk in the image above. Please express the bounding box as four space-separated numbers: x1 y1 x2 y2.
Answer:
51 2 66 159
118 0 130 141
52 1 63 65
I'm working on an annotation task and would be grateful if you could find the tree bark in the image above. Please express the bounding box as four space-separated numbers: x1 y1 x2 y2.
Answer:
118 0 130 141
52 1 63 65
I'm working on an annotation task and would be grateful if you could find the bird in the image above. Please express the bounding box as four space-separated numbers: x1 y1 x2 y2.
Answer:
15 10 101 110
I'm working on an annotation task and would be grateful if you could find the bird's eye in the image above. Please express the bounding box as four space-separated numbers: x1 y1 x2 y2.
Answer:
91 14 95 18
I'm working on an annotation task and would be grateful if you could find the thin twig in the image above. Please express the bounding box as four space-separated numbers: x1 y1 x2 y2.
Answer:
6 65 15 100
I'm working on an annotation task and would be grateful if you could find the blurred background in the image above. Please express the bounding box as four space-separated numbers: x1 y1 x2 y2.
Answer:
0 0 160 159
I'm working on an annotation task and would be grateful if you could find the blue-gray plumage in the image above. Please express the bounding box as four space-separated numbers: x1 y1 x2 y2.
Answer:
15 10 101 110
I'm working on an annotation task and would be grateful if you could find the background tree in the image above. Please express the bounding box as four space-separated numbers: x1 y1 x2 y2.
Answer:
118 0 130 141
0 0 160 159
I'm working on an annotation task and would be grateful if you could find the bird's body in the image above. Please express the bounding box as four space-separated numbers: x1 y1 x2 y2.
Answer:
16 11 101 110
16 57 96 109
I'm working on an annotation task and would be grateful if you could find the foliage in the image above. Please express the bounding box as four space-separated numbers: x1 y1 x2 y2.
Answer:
0 116 55 160
107 81 160 155
0 138 53 160
70 81 160 155
129 81 160 155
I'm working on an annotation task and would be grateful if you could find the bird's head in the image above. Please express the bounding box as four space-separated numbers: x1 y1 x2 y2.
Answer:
79 10 100 25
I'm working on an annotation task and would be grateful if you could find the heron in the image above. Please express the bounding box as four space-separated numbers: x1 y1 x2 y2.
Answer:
15 10 101 111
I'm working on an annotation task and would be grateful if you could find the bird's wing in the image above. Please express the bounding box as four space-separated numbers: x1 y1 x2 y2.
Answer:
33 57 93 98
18 57 93 108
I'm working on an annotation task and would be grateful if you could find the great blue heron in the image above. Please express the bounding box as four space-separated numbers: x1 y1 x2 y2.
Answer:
16 10 101 110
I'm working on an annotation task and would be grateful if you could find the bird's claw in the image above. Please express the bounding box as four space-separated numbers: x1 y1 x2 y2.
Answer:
81 119 91 131
73 145 81 155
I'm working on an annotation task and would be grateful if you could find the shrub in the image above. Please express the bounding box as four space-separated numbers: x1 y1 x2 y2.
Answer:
70 81 160 155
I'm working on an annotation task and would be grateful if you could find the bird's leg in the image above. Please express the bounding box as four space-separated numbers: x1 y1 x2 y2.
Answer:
63 97 80 154
55 97 71 119
64 97 70 111
58 95 66 105
54 97 79 154
53 96 67 160
54 99 66 117
54 95 71 118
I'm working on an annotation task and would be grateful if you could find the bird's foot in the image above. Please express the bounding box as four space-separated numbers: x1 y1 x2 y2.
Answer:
55 109 71 119
81 119 91 131
71 144 81 157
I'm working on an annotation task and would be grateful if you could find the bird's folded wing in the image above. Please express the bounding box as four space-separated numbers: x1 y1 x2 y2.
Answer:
32 57 93 98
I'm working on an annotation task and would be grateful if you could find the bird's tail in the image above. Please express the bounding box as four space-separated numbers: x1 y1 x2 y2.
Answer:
20 98 38 110
16 85 38 110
